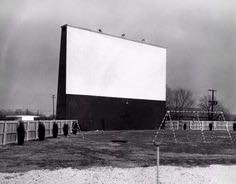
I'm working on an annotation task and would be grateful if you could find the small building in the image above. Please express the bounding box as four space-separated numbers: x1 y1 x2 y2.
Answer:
6 115 39 121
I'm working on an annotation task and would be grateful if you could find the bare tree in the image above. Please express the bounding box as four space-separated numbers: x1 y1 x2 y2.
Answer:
166 86 195 111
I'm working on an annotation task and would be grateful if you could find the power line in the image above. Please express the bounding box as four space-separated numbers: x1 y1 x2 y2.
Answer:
208 89 217 120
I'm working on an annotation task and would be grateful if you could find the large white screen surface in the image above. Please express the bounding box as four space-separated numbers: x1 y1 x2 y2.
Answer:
66 26 166 101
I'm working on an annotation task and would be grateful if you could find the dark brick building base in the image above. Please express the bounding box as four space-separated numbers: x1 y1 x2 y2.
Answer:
59 94 165 130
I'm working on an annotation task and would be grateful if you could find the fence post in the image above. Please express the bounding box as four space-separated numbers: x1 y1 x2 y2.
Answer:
48 121 51 137
27 121 29 141
58 121 60 135
69 120 72 134
35 121 38 139
15 122 18 143
3 122 7 145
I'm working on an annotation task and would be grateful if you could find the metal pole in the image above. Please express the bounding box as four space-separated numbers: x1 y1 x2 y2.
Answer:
157 145 159 184
154 142 160 184
208 89 217 120
52 95 55 119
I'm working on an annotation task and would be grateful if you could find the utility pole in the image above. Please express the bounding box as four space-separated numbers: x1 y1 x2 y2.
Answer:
52 95 55 119
208 89 217 120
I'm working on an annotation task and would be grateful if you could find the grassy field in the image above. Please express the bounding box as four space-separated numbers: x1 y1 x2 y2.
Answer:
0 130 236 173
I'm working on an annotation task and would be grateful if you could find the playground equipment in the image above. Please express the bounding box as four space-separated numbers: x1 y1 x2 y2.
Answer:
153 110 235 184
154 110 234 144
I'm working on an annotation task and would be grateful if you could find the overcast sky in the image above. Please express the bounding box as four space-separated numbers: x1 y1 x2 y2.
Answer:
0 0 236 115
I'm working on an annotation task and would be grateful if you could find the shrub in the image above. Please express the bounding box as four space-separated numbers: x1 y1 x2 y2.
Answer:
63 124 69 136
72 121 78 135
52 122 58 138
38 122 45 141
17 121 25 145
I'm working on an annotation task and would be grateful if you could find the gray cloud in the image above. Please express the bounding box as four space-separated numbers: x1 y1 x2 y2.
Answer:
0 0 236 114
